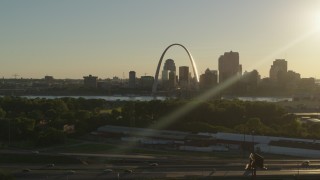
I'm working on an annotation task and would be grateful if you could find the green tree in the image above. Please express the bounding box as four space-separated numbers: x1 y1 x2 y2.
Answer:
45 109 58 120
0 118 9 141
282 119 306 137
306 123 320 138
28 110 44 121
75 110 91 121
0 169 14 180
0 108 6 118
36 127 66 146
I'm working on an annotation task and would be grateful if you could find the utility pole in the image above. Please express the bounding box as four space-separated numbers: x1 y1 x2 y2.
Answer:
251 130 256 180
13 74 19 79
252 130 255 153
243 127 246 159
8 118 11 147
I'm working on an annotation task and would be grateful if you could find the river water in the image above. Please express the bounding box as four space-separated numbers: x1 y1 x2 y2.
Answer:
10 95 292 102
222 96 292 102
19 95 167 101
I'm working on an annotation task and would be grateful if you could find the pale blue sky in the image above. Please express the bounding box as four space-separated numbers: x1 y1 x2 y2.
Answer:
1 0 320 79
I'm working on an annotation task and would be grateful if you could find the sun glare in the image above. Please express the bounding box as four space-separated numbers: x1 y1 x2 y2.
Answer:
313 12 320 30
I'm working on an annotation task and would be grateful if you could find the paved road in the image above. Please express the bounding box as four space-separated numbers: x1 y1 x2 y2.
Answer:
3 160 320 179
2 151 320 179
10 168 320 179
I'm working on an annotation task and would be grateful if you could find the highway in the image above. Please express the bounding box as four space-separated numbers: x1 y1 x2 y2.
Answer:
2 151 320 179
9 167 320 179
2 159 320 179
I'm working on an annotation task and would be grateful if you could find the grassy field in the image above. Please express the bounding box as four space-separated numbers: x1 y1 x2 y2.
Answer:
99 107 122 114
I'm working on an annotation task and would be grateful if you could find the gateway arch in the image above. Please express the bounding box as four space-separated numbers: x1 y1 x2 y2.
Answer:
152 43 199 94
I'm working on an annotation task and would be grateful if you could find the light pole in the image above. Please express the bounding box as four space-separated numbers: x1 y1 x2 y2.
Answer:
251 130 255 153
8 118 11 147
243 126 246 158
251 130 256 180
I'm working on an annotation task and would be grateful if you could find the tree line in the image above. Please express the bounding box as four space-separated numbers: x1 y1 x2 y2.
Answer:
0 96 319 147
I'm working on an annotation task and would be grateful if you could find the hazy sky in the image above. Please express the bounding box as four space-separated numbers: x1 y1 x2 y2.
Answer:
1 0 320 79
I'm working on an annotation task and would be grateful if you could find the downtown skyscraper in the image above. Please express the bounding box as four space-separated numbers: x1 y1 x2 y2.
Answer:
218 51 242 83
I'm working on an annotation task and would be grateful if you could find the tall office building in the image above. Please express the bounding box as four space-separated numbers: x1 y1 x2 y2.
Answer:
168 71 177 89
179 66 189 89
269 59 287 81
218 51 242 83
83 75 98 88
286 70 301 89
161 70 169 81
162 59 176 81
129 71 136 88
44 76 54 84
199 68 218 90
140 76 154 89
242 70 261 88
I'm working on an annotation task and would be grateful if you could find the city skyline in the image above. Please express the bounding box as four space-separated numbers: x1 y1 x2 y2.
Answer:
1 0 320 79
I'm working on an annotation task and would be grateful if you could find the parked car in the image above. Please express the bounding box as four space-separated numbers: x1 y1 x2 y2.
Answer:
149 163 159 167
22 169 31 173
103 169 113 173
46 164 55 167
31 150 39 154
67 170 76 175
124 169 133 173
301 160 310 167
